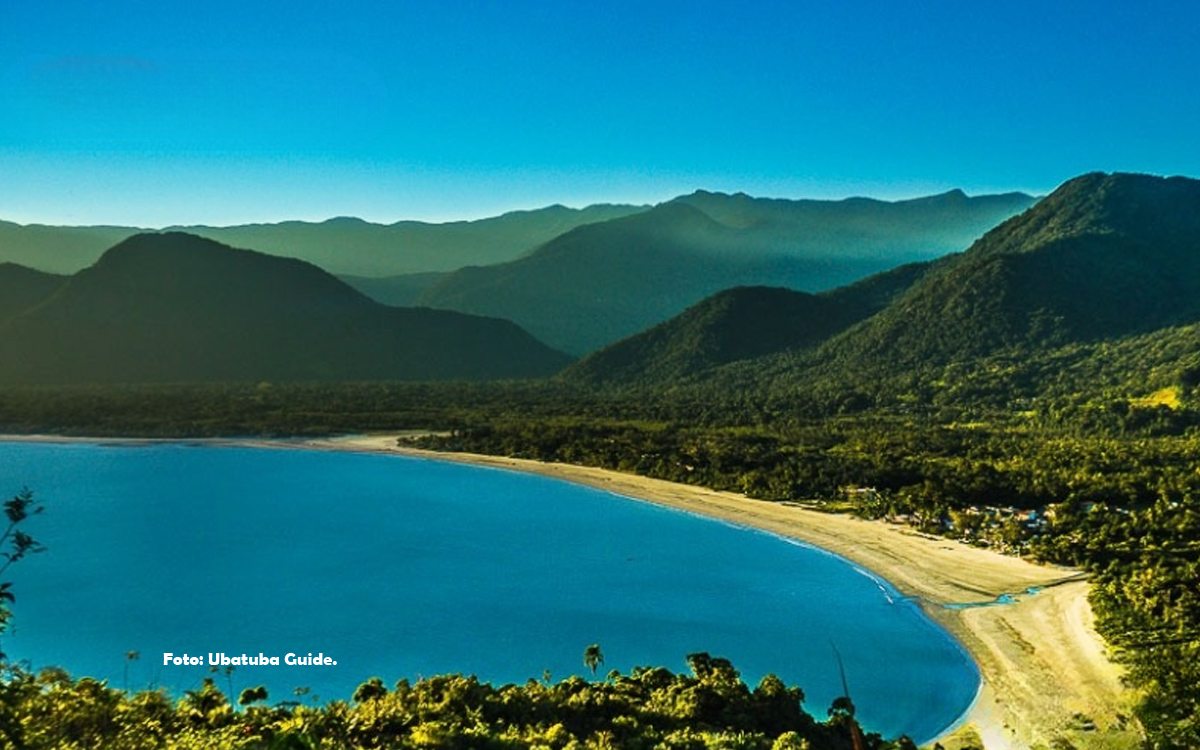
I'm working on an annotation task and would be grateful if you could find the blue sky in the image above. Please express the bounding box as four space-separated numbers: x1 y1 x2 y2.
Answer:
2 0 1198 225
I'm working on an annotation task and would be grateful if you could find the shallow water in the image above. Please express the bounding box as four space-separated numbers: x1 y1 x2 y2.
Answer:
1 441 978 742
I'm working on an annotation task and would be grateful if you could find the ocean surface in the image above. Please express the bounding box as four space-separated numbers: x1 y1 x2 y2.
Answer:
0 441 978 742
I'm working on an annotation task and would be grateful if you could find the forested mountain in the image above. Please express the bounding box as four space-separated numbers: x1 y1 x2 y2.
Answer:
564 287 865 385
569 173 1200 403
0 233 569 384
566 262 929 385
379 171 1200 418
817 172 1200 370
0 263 66 322
417 190 1034 354
0 204 645 276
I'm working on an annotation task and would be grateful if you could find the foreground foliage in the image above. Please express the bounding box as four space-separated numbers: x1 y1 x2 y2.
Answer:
0 656 925 750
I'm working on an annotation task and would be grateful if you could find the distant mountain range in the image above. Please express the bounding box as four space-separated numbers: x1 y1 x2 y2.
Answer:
411 189 1035 353
3 190 1034 358
0 204 646 276
0 234 569 384
566 172 1200 404
0 173 1193 396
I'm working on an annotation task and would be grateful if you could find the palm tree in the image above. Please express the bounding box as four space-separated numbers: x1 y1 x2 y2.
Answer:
123 650 139 692
830 643 865 750
583 644 604 676
238 685 268 706
182 677 227 719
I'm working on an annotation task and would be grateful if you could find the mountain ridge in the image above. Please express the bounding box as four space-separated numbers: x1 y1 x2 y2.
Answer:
813 171 1200 370
564 172 1200 401
564 261 932 385
418 190 1035 353
0 233 570 384
0 203 648 276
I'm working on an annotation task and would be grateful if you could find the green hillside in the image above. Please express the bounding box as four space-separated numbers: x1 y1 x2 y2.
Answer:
817 172 1200 371
0 233 570 384
561 172 1200 410
563 287 862 384
565 262 929 385
418 190 1034 354
681 172 1200 411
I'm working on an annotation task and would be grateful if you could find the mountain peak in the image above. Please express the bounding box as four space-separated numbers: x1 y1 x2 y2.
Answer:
967 171 1200 262
94 231 311 275
1043 171 1198 206
812 171 1200 371
0 232 569 383
564 285 860 384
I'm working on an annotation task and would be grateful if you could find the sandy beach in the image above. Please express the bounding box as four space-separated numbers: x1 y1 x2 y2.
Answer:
311 434 1141 750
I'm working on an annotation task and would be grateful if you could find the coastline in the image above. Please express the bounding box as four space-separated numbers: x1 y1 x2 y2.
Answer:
309 435 1140 750
2 433 1140 749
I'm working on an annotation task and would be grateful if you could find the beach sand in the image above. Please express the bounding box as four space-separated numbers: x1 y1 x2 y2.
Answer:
314 434 1142 750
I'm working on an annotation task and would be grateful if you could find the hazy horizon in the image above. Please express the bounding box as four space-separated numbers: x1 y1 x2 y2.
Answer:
4 1 1197 226
0 181 1051 229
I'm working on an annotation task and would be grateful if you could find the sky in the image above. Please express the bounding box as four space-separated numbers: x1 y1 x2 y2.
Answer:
2 0 1199 226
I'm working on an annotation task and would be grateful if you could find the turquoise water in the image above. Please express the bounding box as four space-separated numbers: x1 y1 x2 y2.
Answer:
0 441 977 742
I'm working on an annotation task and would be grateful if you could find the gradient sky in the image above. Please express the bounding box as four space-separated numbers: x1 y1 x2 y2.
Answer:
2 0 1198 226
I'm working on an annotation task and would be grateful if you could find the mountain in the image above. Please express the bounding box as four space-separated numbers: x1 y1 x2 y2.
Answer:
0 263 66 322
815 172 1200 372
569 172 1200 402
671 188 1034 261
573 172 1200 407
171 204 646 276
417 190 1035 354
565 262 929 385
0 233 570 384
0 204 646 276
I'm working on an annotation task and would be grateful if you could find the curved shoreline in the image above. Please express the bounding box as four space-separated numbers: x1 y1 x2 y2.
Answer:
2 433 1139 748
308 435 1140 750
